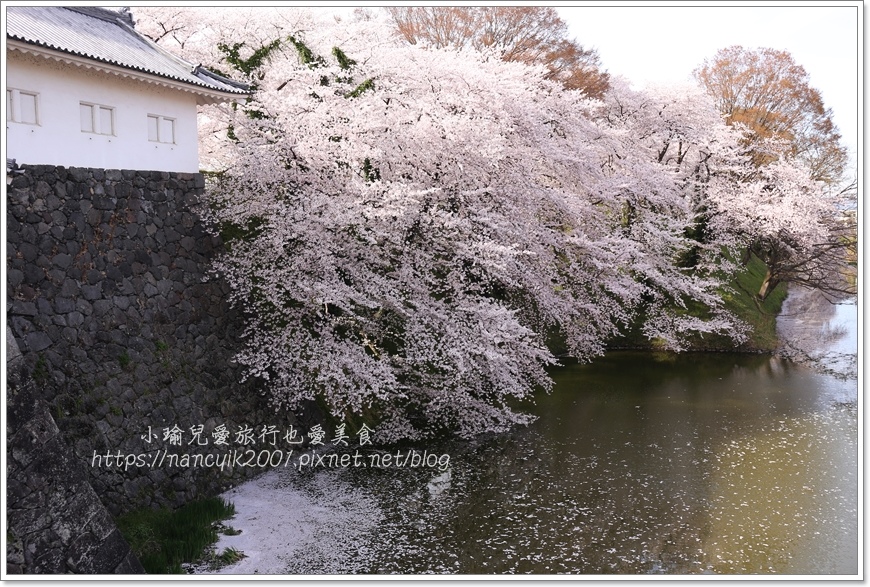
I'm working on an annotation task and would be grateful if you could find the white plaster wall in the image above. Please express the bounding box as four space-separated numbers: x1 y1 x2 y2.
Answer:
7 53 201 173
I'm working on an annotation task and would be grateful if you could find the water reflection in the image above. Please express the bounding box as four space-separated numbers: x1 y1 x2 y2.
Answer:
313 352 859 575
705 410 857 574
777 288 858 380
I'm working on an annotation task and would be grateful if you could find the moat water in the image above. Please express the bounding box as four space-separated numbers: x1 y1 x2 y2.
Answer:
214 301 858 576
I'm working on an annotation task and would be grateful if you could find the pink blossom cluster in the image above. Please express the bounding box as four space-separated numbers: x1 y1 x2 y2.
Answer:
135 8 847 440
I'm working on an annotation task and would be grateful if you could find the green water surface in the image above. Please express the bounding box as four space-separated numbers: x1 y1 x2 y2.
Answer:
312 352 860 575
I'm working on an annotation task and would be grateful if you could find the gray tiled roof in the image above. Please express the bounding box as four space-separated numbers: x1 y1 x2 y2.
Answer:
6 6 249 97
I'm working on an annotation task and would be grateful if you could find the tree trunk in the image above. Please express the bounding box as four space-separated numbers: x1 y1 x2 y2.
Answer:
758 269 778 300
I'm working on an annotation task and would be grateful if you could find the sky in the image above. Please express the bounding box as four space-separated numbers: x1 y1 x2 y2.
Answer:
558 2 862 176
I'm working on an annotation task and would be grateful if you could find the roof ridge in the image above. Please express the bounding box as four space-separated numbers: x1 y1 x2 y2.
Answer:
64 6 127 25
129 21 253 94
193 64 251 92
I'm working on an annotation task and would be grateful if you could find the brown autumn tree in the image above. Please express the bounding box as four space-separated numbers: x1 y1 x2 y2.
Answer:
387 6 610 99
693 45 848 185
695 46 854 300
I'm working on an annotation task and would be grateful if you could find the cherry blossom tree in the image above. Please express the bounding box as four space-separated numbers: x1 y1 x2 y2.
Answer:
585 79 754 342
597 77 854 303
706 150 856 300
133 8 819 440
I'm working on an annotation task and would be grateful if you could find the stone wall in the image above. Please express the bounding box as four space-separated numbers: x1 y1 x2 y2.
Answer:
6 163 317 519
7 327 144 574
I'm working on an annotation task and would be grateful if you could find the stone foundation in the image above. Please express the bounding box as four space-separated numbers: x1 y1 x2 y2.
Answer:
6 163 317 522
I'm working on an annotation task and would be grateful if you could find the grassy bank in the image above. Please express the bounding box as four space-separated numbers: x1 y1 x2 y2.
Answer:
608 253 788 352
116 497 243 574
706 253 788 350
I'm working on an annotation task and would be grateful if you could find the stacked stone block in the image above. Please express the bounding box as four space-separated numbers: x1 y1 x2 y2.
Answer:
6 164 312 519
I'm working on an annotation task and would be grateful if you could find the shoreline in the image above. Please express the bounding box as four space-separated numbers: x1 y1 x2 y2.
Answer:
774 285 858 382
188 285 859 575
188 466 382 575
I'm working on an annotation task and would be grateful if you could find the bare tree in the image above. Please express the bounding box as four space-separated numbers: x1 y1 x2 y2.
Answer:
694 45 848 185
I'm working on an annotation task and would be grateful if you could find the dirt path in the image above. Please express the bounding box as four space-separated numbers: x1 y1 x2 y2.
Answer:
775 285 858 381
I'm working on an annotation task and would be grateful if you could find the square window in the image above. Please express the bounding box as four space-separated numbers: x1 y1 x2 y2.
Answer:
7 88 39 125
80 102 115 135
147 114 176 144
